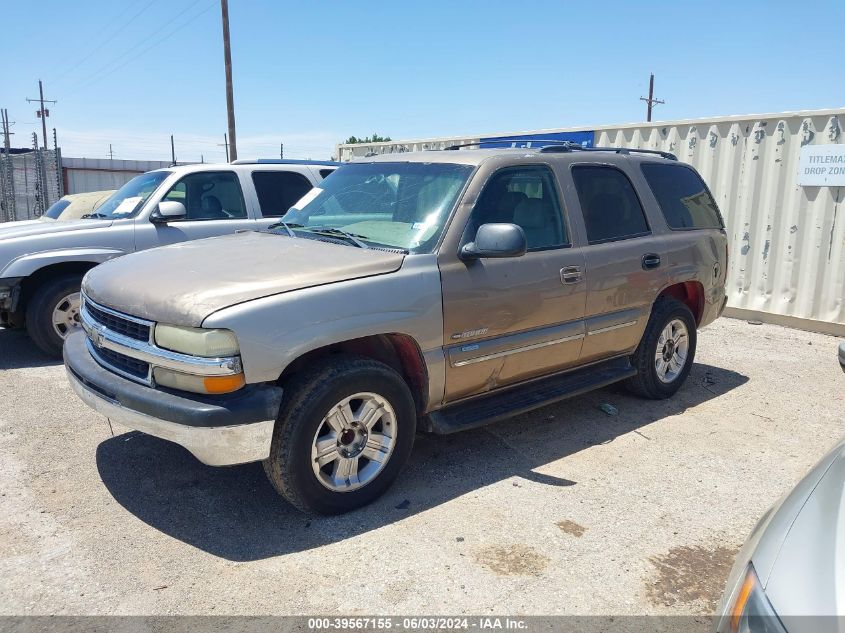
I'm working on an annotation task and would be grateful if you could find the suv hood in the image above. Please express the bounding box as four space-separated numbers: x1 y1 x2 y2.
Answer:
83 231 405 326
0 218 113 242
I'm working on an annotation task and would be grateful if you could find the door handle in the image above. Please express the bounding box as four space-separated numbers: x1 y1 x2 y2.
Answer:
641 253 661 270
560 266 583 284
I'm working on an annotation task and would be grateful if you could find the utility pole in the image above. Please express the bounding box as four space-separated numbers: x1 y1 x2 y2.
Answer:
639 73 665 123
108 144 114 160
218 133 229 162
220 0 238 161
1 109 15 222
1 109 14 153
170 135 176 165
280 142 284 160
26 80 57 149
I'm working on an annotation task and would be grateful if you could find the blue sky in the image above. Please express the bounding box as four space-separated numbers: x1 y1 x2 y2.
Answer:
4 0 843 162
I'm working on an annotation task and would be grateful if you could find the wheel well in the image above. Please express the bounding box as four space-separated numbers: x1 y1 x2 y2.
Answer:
277 334 429 413
19 262 97 312
658 281 704 325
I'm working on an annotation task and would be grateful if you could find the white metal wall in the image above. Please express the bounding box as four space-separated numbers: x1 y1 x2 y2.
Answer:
337 109 845 334
62 157 174 195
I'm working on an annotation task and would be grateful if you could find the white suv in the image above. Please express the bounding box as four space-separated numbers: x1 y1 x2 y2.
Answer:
0 159 338 357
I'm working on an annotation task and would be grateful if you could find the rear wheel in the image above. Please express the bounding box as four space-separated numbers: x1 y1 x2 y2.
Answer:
625 297 697 399
25 274 84 359
263 354 416 514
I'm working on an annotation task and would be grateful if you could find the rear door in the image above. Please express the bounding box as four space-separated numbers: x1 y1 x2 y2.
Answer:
569 163 668 363
250 169 318 230
134 170 255 250
439 164 587 401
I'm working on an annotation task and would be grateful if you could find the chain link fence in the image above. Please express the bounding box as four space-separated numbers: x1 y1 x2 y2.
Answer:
0 144 63 222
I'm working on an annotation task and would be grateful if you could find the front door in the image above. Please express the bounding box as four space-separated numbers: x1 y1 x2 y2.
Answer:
439 165 587 401
134 170 256 251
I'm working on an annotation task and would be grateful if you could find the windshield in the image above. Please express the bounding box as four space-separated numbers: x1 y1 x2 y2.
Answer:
43 198 71 220
88 171 170 219
280 162 473 253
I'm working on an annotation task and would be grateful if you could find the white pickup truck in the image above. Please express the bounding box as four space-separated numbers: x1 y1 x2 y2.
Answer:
0 159 337 357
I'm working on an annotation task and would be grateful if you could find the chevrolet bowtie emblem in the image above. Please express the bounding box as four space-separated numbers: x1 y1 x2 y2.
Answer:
91 329 104 348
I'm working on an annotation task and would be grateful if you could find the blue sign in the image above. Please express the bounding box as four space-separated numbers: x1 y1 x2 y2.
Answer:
479 130 595 149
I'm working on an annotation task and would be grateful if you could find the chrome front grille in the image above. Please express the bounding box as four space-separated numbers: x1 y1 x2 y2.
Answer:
79 292 242 387
92 345 151 381
83 297 152 342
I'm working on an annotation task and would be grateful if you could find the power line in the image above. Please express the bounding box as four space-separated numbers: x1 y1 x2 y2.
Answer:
48 0 160 87
66 0 214 94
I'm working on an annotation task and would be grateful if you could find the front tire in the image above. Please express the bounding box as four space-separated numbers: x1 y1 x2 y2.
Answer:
625 297 697 399
263 354 416 514
25 274 84 359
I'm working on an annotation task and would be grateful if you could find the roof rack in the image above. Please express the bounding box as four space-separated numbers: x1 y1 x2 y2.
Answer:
442 139 677 161
444 139 579 150
231 159 341 166
538 144 677 160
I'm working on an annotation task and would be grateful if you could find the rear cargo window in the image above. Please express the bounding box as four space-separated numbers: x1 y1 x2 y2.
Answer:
641 163 723 230
572 165 650 244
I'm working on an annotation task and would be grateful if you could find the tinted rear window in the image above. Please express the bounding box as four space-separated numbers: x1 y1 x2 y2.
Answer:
252 171 313 217
641 163 723 229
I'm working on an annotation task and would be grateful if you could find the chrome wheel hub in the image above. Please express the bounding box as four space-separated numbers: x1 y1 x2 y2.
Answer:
311 392 397 493
52 292 82 339
654 319 689 384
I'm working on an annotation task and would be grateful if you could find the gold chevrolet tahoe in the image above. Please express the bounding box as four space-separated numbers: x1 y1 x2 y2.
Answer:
63 143 728 514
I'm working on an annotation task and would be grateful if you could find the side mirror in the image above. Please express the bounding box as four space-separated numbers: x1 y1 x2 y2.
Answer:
460 223 527 260
151 201 187 223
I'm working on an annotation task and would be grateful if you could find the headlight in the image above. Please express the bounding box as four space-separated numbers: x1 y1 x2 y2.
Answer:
153 367 245 394
723 564 786 633
154 324 239 357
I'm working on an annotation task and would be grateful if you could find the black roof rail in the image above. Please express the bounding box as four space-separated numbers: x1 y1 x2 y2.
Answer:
441 139 677 160
539 145 677 160
444 139 583 151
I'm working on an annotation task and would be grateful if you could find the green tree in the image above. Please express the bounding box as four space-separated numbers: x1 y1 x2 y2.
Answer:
344 133 392 145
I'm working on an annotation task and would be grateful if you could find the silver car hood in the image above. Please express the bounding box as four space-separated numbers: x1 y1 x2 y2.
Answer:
82 231 405 326
763 440 845 618
0 218 113 242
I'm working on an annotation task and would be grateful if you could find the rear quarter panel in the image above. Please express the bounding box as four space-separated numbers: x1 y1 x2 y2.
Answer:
662 228 728 326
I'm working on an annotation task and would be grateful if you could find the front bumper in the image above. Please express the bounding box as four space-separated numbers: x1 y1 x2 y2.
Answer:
0 277 23 327
839 341 845 373
64 331 283 466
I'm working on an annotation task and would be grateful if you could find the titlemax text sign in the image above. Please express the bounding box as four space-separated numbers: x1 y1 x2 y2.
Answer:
798 144 845 186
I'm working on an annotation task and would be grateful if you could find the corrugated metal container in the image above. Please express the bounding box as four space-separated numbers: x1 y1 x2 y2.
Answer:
62 157 174 194
336 109 845 335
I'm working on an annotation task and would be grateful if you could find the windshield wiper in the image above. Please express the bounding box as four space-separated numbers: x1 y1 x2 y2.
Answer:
267 221 303 237
304 226 371 249
80 212 108 219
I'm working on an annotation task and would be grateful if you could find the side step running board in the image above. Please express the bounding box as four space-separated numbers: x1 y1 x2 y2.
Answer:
424 357 636 435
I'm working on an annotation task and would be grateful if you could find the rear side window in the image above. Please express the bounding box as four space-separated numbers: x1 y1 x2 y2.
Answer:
319 168 335 179
571 165 650 244
641 163 723 229
252 171 313 217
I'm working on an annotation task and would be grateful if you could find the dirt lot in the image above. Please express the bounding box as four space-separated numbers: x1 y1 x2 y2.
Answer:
0 318 842 616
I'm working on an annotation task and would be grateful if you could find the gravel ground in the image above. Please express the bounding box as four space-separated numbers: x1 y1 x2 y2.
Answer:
0 318 842 616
